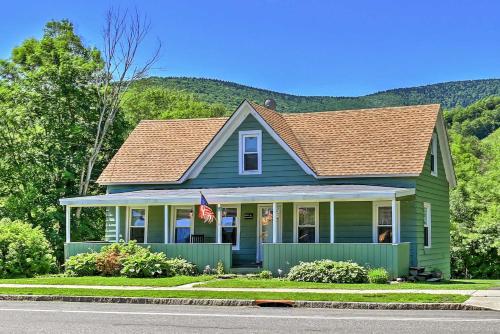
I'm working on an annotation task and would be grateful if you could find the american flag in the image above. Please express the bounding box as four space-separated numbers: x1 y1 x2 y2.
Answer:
199 193 216 224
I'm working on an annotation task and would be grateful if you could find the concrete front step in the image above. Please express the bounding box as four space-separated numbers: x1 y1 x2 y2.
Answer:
230 267 261 274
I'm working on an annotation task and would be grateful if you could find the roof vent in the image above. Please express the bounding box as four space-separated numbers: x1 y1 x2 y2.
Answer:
264 99 277 110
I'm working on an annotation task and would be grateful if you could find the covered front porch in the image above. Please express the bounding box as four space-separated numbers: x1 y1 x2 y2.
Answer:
61 184 414 278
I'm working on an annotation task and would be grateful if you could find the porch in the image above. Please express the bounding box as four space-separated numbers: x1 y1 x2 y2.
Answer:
60 184 415 278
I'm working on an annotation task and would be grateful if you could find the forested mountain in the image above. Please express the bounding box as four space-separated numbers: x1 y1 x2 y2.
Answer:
131 77 500 112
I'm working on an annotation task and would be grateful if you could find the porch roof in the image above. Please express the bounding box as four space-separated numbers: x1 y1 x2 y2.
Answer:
60 184 415 207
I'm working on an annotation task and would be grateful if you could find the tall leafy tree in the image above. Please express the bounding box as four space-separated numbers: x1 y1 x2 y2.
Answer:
0 21 125 259
121 86 227 131
446 97 500 278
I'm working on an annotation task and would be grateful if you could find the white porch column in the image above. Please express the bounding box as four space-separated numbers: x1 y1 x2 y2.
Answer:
391 198 398 244
115 206 120 242
272 202 278 243
330 201 335 243
164 205 169 244
65 206 71 243
216 204 222 244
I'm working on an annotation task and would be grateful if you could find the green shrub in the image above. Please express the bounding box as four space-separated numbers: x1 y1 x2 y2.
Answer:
216 260 225 275
0 218 56 278
95 241 146 276
287 260 368 283
259 270 273 279
121 252 169 278
165 258 197 276
368 268 390 284
65 253 98 277
64 242 198 277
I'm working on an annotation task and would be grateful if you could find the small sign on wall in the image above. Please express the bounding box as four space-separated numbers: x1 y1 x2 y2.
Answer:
244 213 254 219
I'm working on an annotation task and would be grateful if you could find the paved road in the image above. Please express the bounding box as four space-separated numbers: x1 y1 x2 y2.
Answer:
0 301 497 333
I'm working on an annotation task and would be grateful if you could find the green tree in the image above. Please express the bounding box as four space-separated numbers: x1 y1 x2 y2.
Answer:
121 86 227 130
447 100 500 278
0 21 125 259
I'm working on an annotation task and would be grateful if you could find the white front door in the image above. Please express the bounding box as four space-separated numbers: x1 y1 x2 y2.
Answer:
256 204 281 262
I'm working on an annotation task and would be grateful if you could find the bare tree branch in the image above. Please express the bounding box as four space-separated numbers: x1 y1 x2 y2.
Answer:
78 7 161 200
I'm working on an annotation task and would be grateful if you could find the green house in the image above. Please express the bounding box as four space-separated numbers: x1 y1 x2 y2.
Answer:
60 100 456 278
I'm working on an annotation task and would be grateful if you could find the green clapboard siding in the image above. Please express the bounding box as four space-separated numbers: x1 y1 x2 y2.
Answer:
262 242 410 278
104 207 116 242
64 242 232 272
333 202 372 243
415 133 451 278
147 206 164 243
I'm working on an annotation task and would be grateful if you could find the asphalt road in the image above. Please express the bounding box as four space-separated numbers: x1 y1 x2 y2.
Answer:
0 301 498 333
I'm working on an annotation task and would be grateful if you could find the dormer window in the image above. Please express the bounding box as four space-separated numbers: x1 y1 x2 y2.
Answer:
239 130 262 174
430 133 438 176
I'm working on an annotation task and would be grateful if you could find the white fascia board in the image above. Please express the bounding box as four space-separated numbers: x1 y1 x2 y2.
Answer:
59 189 415 207
178 100 316 182
316 173 419 179
435 111 457 187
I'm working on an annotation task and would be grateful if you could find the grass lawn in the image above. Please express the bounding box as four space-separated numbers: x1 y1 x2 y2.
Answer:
0 275 214 287
197 278 500 290
0 287 468 303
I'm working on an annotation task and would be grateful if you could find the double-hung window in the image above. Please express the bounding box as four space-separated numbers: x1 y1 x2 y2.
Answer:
424 203 431 248
430 133 438 176
221 206 240 250
174 207 193 244
239 130 262 174
129 208 147 243
376 206 393 243
373 201 400 244
294 203 319 243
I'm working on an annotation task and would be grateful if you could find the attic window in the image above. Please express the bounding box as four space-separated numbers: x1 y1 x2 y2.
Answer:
239 130 262 174
430 133 438 176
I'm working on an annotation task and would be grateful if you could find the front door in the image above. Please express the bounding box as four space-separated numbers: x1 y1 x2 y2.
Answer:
256 204 281 263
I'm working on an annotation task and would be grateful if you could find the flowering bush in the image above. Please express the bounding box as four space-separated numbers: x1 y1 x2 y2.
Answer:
165 258 197 276
121 252 169 278
287 260 368 283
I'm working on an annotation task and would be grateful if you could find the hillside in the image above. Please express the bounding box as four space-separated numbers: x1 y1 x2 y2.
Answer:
131 77 500 112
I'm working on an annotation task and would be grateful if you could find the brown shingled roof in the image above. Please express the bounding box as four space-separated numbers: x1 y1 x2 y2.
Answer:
97 102 440 184
97 117 228 184
282 104 440 177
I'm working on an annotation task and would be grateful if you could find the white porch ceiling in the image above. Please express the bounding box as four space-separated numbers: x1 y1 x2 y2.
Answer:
60 184 415 207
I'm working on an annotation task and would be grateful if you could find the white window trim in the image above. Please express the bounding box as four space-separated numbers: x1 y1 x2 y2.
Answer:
127 206 148 243
238 130 262 175
424 202 432 248
219 204 241 250
256 204 283 262
170 206 195 244
372 201 400 244
293 203 319 243
431 133 438 177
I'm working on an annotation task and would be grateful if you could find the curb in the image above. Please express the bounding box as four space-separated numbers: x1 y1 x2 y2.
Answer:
0 294 489 311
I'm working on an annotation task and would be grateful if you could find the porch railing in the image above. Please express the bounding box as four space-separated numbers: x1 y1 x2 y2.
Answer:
262 242 410 278
64 242 232 271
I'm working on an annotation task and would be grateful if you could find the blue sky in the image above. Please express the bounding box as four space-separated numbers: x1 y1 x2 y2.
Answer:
1 0 499 96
